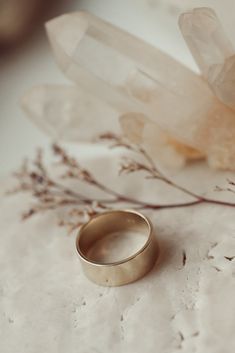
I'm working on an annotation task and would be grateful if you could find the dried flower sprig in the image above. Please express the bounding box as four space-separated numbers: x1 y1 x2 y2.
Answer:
10 133 235 232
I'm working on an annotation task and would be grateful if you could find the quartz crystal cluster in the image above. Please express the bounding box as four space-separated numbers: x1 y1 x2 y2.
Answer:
22 8 235 170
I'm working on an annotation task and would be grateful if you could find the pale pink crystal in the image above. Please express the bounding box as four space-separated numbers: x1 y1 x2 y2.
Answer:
120 113 204 168
22 10 235 170
179 7 235 110
22 85 120 141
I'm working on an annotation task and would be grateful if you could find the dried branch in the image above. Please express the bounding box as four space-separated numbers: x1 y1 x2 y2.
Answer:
10 134 235 231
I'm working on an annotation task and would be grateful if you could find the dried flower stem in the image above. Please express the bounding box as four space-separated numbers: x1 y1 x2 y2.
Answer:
10 134 235 230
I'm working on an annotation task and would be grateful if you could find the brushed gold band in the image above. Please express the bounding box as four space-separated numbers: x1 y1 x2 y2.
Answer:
76 210 158 286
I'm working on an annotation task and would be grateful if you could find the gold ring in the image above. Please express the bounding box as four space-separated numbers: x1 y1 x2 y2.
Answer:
76 210 158 286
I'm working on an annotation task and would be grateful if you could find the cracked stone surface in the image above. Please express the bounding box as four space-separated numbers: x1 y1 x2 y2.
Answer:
0 149 235 353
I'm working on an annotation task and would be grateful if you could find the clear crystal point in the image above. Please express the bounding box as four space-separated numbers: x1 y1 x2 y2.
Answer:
46 11 215 146
179 7 235 110
21 85 120 141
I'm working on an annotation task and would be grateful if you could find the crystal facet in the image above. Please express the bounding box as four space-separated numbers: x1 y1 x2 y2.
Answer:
179 7 235 110
120 113 204 168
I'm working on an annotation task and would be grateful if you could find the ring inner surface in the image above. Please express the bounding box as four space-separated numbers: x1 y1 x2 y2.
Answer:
78 211 150 264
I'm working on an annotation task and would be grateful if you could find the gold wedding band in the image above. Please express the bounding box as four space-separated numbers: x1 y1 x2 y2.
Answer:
76 210 158 286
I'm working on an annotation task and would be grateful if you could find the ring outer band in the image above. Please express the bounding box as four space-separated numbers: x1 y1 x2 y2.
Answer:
76 210 158 287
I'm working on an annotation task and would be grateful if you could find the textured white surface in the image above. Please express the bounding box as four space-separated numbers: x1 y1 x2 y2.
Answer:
0 149 235 353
